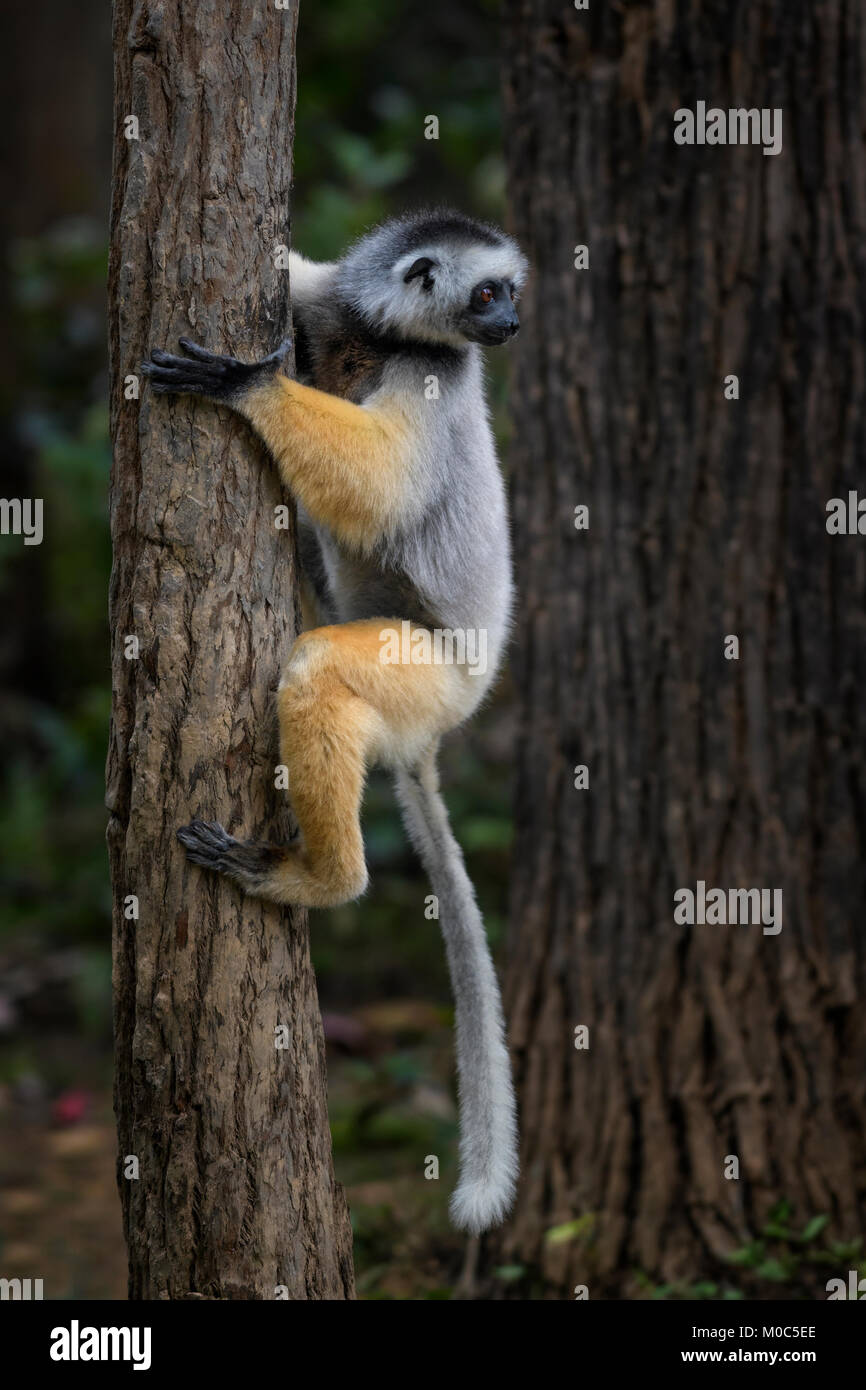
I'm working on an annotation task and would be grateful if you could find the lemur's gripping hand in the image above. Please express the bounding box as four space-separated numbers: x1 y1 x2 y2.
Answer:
141 336 293 404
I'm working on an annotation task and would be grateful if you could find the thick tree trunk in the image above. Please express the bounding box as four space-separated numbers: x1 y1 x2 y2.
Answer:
498 0 866 1296
107 0 354 1299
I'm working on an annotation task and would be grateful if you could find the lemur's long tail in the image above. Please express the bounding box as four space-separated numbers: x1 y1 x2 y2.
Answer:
394 748 518 1234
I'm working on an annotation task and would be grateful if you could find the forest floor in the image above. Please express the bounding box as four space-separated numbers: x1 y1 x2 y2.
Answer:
0 1016 466 1300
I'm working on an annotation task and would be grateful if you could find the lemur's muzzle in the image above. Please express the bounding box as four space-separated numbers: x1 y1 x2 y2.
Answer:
478 316 520 346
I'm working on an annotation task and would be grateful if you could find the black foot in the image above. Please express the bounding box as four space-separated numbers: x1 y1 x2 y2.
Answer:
177 818 286 883
141 336 292 401
177 818 239 870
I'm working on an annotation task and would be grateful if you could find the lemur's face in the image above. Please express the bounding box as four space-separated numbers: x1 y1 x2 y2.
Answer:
344 215 527 348
460 278 520 346
397 252 522 347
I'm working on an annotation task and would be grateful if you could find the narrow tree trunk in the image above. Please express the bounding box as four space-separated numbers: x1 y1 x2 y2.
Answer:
107 0 354 1300
497 0 866 1296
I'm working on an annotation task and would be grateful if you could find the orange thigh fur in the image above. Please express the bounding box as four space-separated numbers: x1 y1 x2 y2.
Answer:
271 620 468 906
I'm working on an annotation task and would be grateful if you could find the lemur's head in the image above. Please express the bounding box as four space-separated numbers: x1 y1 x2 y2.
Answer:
337 209 528 348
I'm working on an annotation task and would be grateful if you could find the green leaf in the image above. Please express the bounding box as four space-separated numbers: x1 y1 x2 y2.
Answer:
762 1223 792 1241
829 1237 862 1258
728 1241 765 1267
799 1215 829 1244
544 1214 596 1246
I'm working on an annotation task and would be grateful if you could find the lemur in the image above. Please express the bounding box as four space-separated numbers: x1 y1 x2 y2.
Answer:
142 209 527 1235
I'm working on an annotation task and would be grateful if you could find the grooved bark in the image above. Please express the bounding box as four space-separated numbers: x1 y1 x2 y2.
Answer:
107 0 354 1300
498 0 866 1295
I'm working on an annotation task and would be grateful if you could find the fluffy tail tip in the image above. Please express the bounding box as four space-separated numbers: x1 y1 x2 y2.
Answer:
449 1173 517 1235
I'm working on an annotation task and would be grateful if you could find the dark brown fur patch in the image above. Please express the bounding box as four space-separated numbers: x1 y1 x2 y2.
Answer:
311 332 388 404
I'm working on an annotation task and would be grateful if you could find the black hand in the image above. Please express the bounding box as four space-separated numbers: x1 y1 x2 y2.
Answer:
141 336 293 402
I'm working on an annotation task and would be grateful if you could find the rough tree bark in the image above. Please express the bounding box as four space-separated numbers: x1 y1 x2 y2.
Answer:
497 0 866 1296
107 0 354 1299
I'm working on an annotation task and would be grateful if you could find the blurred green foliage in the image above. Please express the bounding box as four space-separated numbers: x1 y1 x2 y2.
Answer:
0 220 112 953
293 0 505 259
631 1201 866 1301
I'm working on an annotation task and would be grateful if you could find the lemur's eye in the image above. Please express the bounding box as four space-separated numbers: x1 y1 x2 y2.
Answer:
478 285 494 305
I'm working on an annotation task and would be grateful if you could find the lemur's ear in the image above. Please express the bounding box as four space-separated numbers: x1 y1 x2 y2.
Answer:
403 256 437 291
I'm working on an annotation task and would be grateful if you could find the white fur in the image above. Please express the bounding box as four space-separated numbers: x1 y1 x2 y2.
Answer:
289 251 338 304
395 750 519 1234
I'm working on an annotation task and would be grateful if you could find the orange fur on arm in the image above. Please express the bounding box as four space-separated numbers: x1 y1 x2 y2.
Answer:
241 375 414 547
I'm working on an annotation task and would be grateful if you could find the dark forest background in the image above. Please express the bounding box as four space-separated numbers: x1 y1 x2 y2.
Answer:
0 0 514 1298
